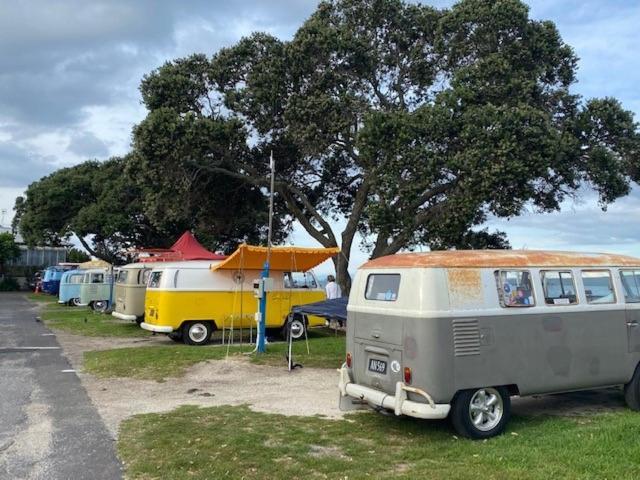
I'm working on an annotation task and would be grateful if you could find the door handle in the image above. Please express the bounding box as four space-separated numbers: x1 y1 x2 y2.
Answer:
627 321 638 327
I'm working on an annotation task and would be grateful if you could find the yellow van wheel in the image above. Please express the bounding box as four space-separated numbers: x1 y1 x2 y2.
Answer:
183 321 213 346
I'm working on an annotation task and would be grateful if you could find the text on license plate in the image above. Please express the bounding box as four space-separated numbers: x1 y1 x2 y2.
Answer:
368 358 387 374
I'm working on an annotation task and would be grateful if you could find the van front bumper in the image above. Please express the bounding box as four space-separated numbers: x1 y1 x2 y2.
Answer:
112 311 137 321
338 364 450 420
140 322 173 333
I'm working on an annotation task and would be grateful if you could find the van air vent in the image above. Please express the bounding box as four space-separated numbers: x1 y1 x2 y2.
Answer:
452 318 480 357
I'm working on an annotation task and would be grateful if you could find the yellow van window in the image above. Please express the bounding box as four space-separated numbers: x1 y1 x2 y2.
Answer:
541 270 577 305
620 270 640 303
582 270 616 304
149 271 162 288
284 272 317 289
496 270 534 307
365 274 400 301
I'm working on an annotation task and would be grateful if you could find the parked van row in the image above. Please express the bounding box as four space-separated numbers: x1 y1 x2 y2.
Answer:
339 250 640 439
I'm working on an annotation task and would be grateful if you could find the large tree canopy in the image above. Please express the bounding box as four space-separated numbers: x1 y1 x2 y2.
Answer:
14 151 286 263
134 0 640 290
14 157 165 263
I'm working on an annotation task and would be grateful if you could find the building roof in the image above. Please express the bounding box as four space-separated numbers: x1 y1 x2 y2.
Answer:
211 244 341 272
361 250 640 269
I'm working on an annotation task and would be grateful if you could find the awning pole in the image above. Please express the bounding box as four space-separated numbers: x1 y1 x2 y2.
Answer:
257 151 275 354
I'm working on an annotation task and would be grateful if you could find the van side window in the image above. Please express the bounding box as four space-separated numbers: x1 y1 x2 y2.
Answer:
365 274 400 301
116 270 128 284
582 270 616 304
284 271 317 289
620 270 640 303
141 269 151 286
148 271 162 288
541 270 577 305
496 270 535 307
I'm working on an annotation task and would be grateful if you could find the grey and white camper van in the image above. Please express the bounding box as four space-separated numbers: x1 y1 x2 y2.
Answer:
339 250 640 438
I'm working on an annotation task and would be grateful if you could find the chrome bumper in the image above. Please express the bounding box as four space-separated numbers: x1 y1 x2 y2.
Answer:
112 311 137 321
338 364 450 420
140 322 173 333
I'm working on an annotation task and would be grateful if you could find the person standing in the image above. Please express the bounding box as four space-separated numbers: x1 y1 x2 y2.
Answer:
325 274 341 299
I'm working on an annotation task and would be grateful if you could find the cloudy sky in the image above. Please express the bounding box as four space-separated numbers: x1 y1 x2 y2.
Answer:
0 0 639 270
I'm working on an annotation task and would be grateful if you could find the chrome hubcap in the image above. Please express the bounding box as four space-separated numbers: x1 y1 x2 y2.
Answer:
189 323 208 342
469 388 503 431
290 320 304 339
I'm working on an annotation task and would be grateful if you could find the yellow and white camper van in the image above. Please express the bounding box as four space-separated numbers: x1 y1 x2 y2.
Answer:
141 245 340 345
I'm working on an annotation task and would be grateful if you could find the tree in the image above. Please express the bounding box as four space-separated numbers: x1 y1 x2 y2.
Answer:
67 248 91 263
0 232 20 274
135 0 640 292
14 157 168 264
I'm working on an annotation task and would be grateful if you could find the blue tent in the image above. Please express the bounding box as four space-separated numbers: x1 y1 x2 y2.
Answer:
291 297 348 322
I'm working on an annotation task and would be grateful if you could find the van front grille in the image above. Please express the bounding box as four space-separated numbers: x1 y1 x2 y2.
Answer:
452 318 480 357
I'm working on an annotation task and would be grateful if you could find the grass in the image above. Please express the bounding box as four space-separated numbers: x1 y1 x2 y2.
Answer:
28 295 150 337
84 328 345 381
118 404 640 480
26 292 58 303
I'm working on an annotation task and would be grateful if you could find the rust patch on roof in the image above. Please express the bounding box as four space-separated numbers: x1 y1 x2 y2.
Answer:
447 268 483 307
362 250 640 269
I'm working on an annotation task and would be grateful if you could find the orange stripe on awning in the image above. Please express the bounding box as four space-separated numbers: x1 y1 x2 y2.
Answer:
211 244 340 272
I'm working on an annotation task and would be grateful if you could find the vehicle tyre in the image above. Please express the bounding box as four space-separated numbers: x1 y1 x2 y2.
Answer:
624 363 640 410
168 329 183 343
282 315 306 340
450 386 510 439
92 300 109 313
183 321 212 346
135 317 144 326
72 297 82 307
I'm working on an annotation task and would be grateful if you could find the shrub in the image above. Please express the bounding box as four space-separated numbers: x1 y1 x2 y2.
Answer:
0 277 20 291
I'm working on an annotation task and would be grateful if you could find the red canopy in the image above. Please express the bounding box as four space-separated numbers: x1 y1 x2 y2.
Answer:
138 231 226 262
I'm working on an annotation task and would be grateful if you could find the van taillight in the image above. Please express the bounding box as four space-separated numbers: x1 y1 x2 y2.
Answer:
346 353 352 368
404 367 412 385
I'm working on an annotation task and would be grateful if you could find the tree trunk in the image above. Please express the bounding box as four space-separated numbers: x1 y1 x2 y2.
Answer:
332 252 352 297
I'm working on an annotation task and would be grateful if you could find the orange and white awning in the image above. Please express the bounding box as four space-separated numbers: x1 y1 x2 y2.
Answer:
211 244 340 272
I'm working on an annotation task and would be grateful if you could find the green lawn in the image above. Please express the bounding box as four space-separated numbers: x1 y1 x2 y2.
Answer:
26 292 57 303
118 404 640 480
31 297 150 337
84 328 345 381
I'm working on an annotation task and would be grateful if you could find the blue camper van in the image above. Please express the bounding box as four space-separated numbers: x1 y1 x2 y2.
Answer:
41 267 64 295
42 264 78 295
58 270 86 306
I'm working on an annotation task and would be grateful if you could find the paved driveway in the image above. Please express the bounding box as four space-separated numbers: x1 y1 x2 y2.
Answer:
0 293 122 480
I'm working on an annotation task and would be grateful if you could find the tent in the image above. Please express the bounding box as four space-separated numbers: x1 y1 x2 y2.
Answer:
138 231 227 262
291 297 348 322
211 243 340 271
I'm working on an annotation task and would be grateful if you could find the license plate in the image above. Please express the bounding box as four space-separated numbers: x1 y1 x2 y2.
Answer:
368 358 387 374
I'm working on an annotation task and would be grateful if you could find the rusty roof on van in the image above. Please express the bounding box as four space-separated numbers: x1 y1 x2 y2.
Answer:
361 250 640 269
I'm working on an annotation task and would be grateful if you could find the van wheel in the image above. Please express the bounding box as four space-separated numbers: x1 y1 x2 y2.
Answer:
282 315 306 340
451 386 510 439
624 363 640 410
135 317 144 326
72 298 82 307
92 300 108 313
183 322 212 346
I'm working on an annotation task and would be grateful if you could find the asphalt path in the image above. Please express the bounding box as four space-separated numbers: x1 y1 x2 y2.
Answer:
0 293 122 480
